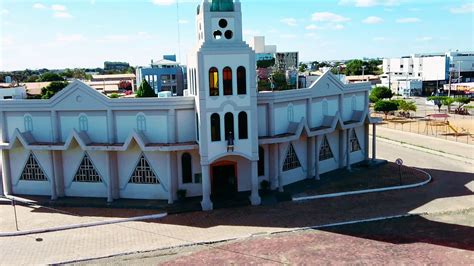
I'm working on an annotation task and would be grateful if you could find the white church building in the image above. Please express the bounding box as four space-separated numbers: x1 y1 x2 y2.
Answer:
0 0 379 211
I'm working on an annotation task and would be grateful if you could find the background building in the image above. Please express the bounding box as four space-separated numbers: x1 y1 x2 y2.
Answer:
383 51 474 95
104 61 130 72
136 55 187 96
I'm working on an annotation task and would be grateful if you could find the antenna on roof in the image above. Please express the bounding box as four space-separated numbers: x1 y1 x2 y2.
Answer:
176 0 182 64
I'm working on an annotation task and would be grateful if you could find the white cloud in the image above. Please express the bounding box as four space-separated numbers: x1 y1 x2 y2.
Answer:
416 36 433 42
90 0 96 4
396 17 420 23
1 36 14 47
151 0 175 5
450 3 474 14
33 3 46 9
280 18 298 26
51 4 67 11
305 24 323 30
56 33 84 42
243 29 261 36
363 16 383 24
339 0 401 7
333 24 345 30
1 9 9 15
178 19 188 24
312 12 350 23
373 37 387 41
54 12 73 19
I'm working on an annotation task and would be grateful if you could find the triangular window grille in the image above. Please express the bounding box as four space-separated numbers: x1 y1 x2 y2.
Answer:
319 136 334 161
20 153 47 181
73 153 103 183
350 130 361 152
129 154 160 184
283 144 301 172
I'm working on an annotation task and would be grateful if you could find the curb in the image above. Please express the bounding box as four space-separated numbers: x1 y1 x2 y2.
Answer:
0 203 167 237
292 168 432 202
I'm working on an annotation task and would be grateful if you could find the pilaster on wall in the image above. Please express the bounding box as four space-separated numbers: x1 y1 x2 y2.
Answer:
1 150 12 195
0 111 5 196
168 109 176 144
51 110 59 143
267 102 274 136
169 151 178 204
52 150 65 197
306 98 313 128
0 111 6 143
107 110 116 144
307 136 315 179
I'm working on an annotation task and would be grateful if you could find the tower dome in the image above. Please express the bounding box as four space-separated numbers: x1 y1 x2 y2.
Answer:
211 0 234 12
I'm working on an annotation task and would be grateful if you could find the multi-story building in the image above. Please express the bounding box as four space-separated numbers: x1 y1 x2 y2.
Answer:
104 61 130 72
0 0 378 211
383 51 474 95
136 56 186 96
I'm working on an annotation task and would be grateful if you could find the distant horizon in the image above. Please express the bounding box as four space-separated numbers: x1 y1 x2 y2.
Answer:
1 0 473 71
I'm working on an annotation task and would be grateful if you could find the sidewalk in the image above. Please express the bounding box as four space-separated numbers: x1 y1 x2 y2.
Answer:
375 126 474 160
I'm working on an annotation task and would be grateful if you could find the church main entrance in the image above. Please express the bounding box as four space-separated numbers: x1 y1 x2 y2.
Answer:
211 161 238 198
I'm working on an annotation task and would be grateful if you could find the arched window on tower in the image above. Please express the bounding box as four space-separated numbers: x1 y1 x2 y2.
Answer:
209 67 219 96
223 67 233 96
181 153 193 184
224 112 234 141
238 112 248 140
211 113 221 141
237 66 246 95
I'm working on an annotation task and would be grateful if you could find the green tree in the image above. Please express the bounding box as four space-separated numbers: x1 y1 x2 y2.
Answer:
40 81 69 99
109 93 120 99
374 100 399 119
136 80 156 98
455 97 471 110
428 96 456 112
344 59 364 75
271 71 288 91
38 72 65 82
298 63 308 73
369 86 393 103
398 100 417 113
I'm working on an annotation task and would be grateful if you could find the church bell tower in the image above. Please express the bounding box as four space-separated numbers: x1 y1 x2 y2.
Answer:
187 0 260 210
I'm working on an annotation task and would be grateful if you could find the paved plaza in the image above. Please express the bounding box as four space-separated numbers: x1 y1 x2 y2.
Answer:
0 130 473 264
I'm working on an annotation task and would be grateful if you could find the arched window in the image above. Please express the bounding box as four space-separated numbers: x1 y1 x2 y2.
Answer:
224 112 234 141
287 103 294 122
209 67 219 96
258 146 265 176
24 114 33 132
181 153 193 184
351 95 357 111
237 66 246 95
223 67 233 95
137 114 146 132
79 114 88 132
211 113 221 141
322 99 328 116
238 112 248 140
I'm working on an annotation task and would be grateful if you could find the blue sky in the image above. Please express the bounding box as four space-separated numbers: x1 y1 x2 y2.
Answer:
0 0 473 71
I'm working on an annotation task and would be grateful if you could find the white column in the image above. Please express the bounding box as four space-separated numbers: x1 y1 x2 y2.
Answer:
346 129 352 171
364 123 370 161
201 164 213 211
49 151 57 200
372 124 377 161
270 144 279 190
307 136 315 179
277 143 284 192
1 150 12 195
107 110 115 144
315 135 321 180
0 151 4 196
0 111 6 196
106 152 113 203
168 151 178 204
250 160 261 205
52 150 65 197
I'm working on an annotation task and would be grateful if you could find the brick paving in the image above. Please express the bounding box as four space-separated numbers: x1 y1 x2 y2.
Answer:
160 210 474 265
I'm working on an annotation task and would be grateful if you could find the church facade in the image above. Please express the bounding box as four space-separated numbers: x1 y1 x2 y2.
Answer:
0 0 379 211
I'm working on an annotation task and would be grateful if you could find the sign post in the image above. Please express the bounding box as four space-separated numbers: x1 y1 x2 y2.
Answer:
396 158 404 185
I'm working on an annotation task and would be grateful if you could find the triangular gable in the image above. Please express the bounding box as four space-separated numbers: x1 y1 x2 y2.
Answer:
283 143 301 171
20 152 48 181
129 154 160 184
49 80 110 110
73 153 103 183
309 71 345 98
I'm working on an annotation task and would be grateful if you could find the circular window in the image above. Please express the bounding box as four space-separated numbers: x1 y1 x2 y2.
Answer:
219 19 228 28
213 30 222 40
225 30 233 39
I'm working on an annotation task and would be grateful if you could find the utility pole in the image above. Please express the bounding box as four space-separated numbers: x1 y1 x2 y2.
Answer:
361 65 366 82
